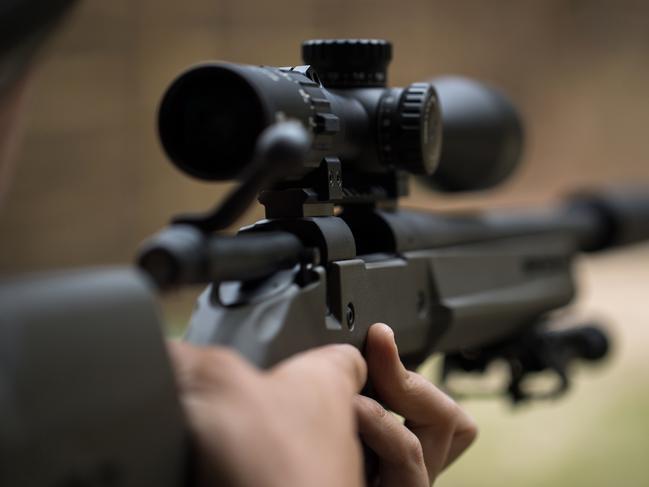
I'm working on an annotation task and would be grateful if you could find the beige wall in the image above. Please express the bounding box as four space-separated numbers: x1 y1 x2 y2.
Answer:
1 0 649 272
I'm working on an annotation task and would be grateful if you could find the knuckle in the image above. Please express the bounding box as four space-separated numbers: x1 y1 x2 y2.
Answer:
370 399 388 419
401 433 425 468
364 396 387 419
327 345 367 389
441 395 461 419
459 414 479 444
334 344 363 365
467 420 479 442
428 385 461 421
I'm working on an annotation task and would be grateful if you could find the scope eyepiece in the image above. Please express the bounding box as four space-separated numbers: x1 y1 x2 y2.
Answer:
158 65 269 181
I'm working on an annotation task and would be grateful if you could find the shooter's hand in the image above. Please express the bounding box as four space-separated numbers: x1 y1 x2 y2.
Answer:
356 324 478 486
169 341 367 487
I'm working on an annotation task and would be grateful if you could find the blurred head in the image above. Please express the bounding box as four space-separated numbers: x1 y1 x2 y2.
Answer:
0 0 78 199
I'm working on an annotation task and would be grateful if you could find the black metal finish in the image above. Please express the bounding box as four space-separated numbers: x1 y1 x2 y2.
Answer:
156 39 525 202
143 39 649 405
184 208 578 366
138 225 305 290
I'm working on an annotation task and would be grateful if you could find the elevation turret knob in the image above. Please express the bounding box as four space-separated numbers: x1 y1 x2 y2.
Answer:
301 39 392 88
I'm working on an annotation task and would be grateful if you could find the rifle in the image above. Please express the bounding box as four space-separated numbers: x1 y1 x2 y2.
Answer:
139 38 649 403
2 38 648 486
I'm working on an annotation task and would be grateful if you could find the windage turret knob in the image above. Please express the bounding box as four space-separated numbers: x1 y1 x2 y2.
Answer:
301 39 392 88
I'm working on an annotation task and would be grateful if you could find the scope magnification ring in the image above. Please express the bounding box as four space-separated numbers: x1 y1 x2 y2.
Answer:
378 83 442 175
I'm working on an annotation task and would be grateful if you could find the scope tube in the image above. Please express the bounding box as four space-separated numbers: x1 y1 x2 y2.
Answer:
158 63 370 181
158 56 523 194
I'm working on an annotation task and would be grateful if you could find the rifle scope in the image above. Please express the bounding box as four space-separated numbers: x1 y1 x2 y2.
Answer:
158 39 523 192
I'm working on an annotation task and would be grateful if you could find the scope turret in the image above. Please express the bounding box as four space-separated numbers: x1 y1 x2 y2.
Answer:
301 38 392 88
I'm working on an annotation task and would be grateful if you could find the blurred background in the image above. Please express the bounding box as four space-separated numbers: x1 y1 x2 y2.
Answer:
1 0 648 485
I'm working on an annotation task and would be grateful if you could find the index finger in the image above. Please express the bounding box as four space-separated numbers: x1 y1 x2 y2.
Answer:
366 324 458 424
271 344 368 395
366 324 477 478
